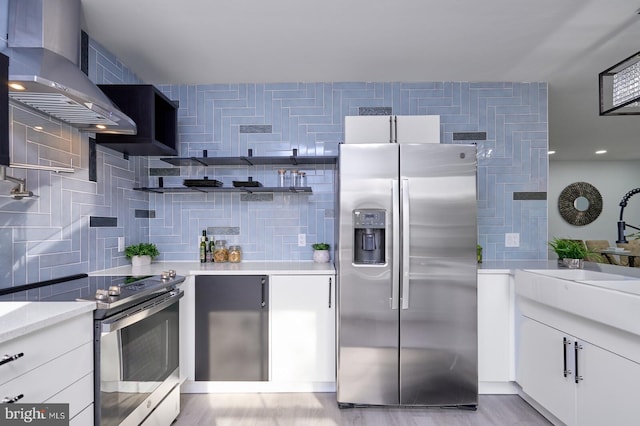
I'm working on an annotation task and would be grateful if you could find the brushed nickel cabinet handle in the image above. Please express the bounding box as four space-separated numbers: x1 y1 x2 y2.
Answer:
563 338 571 377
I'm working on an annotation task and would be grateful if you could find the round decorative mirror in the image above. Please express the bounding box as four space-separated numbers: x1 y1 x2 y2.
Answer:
558 182 602 226
573 196 590 211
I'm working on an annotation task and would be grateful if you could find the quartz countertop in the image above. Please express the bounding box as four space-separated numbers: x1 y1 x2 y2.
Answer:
0 301 95 343
478 259 640 279
91 261 336 277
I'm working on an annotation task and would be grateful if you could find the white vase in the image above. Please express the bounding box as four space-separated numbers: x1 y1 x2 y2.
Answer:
313 250 330 263
559 258 583 269
131 255 152 266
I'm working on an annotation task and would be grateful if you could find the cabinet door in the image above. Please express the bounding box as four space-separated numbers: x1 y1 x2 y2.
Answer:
344 115 440 144
395 115 440 143
194 275 269 381
576 340 640 426
271 275 336 383
344 115 392 144
478 273 513 382
518 316 577 425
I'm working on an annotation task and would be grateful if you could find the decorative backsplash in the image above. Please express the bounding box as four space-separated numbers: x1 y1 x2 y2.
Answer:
154 82 548 261
0 37 145 288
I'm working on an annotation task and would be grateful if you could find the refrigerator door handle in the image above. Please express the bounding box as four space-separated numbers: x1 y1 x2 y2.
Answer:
393 116 398 143
389 116 393 143
391 180 400 309
401 178 410 310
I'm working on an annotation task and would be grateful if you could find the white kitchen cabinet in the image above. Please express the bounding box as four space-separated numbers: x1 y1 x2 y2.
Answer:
0 310 94 422
519 315 640 426
270 274 335 387
516 272 640 426
518 316 577 425
344 115 440 144
574 336 640 426
477 272 516 393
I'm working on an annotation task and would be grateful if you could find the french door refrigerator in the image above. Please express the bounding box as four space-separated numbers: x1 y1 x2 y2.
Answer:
336 142 478 408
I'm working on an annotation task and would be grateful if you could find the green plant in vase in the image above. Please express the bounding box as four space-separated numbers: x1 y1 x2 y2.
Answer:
311 243 330 263
125 243 160 266
547 238 599 268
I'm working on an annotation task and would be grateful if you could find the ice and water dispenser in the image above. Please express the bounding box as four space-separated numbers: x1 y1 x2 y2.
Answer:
353 209 386 265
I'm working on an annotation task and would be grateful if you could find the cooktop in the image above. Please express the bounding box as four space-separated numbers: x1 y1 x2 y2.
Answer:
0 274 185 313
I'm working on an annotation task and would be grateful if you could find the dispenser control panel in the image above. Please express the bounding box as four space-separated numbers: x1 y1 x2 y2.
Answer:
353 209 385 229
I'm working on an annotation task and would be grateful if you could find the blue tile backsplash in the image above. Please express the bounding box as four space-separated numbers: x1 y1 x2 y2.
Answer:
0 38 145 288
153 82 548 262
0 36 548 288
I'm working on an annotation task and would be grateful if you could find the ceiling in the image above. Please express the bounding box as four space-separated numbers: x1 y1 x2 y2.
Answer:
80 0 640 161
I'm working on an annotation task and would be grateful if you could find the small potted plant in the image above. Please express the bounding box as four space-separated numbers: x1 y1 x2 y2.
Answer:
125 243 160 266
311 243 330 263
547 238 598 269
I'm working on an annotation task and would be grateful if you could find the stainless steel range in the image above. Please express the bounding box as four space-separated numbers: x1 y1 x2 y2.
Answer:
89 274 184 426
0 272 185 426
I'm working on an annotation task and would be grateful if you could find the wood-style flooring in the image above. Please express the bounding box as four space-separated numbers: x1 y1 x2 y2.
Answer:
174 393 551 425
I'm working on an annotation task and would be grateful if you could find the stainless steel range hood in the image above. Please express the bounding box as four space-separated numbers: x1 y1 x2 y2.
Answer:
2 0 136 134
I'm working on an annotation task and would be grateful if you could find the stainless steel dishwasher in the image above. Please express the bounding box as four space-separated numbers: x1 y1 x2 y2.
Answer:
195 275 269 381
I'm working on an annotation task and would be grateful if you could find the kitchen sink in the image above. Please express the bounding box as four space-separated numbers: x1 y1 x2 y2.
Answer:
523 269 635 281
578 279 640 296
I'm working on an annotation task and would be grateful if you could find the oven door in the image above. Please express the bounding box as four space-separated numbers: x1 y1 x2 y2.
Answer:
95 289 182 426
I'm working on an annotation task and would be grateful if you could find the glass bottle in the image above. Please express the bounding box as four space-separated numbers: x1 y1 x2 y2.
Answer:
202 230 211 262
229 245 242 263
208 238 215 262
213 240 229 263
199 236 206 263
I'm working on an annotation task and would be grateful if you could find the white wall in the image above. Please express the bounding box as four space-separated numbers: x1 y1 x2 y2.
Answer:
549 160 640 252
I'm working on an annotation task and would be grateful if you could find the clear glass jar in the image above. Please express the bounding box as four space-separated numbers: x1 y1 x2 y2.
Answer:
277 169 286 187
229 245 242 263
299 171 306 187
213 240 229 262
290 169 299 187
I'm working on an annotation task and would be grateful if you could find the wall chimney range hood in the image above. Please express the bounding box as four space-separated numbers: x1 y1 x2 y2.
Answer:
2 0 136 134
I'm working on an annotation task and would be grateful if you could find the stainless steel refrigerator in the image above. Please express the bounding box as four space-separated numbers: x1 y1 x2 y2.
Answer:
336 142 478 408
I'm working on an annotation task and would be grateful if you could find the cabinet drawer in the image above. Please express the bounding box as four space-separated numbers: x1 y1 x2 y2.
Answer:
70 403 93 426
0 312 93 386
46 371 93 419
0 341 93 404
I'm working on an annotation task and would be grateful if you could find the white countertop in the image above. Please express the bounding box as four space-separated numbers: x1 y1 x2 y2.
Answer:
91 261 336 277
479 260 640 280
0 301 95 343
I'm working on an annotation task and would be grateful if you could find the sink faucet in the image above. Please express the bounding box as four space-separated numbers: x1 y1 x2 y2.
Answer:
616 188 640 243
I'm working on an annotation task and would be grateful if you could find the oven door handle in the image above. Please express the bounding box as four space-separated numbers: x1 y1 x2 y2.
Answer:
100 290 183 334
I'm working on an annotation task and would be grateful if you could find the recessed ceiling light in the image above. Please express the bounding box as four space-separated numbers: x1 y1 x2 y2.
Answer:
96 124 107 130
595 150 607 154
8 83 25 91
548 150 556 155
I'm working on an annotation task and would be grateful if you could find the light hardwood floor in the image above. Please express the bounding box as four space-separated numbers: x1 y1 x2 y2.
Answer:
174 393 551 425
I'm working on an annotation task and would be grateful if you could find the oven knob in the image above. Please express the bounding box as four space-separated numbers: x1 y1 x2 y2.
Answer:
108 286 121 296
95 289 109 301
161 271 170 280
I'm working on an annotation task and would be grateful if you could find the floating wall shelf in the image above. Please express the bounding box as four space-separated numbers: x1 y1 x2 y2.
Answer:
133 186 313 194
159 149 337 167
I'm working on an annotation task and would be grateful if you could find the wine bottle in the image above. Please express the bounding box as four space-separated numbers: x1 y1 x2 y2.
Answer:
199 236 206 263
